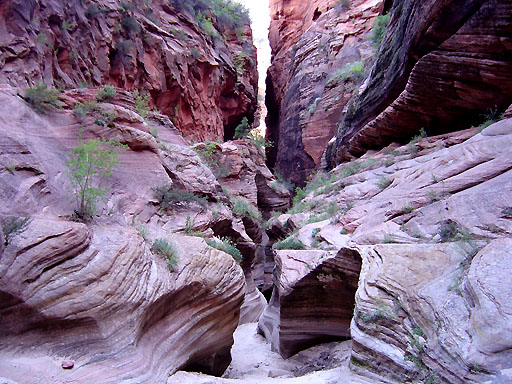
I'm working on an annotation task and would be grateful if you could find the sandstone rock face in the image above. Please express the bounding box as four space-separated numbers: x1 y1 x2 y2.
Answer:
196 140 290 322
258 247 361 358
0 219 244 383
266 0 384 185
0 0 258 142
0 85 279 382
328 0 512 164
260 119 512 382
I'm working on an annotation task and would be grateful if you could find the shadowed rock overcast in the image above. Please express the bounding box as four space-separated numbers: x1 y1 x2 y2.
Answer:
0 0 511 383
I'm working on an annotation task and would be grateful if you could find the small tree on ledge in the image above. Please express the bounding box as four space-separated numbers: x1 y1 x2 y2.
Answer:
66 138 127 220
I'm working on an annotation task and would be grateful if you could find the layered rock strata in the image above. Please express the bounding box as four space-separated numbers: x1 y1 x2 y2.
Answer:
328 0 512 163
266 0 384 185
0 85 279 382
258 247 362 358
263 117 512 382
0 0 258 141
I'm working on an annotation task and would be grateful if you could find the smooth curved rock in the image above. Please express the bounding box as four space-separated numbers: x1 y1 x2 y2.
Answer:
258 247 362 358
0 218 245 383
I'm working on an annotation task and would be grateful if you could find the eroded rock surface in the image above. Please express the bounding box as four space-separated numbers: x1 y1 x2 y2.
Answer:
258 247 361 358
266 0 384 185
0 0 258 141
328 0 512 163
262 118 512 382
0 85 275 383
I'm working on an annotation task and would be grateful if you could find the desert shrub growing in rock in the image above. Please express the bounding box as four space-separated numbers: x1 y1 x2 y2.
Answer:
231 197 261 220
326 61 365 89
96 85 117 101
24 83 60 113
169 0 250 36
152 238 179 270
234 117 250 139
1 216 30 245
275 237 306 250
368 14 391 49
66 138 127 220
206 236 242 262
132 90 151 118
153 185 207 210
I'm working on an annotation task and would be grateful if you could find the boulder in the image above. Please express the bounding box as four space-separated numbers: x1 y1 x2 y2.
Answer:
258 247 362 358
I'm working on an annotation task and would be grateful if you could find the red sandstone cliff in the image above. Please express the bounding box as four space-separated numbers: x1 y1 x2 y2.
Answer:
0 0 258 142
266 0 384 185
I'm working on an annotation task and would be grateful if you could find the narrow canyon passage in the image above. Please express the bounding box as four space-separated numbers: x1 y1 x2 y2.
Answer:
0 0 511 383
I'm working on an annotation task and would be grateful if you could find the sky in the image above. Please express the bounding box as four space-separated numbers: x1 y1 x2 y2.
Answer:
236 0 271 89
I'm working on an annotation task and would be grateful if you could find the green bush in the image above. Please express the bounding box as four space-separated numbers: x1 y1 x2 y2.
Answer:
132 90 151 118
231 197 261 220
326 61 365 89
96 85 117 101
152 238 179 270
66 138 127 219
368 14 390 49
169 0 250 35
121 16 141 33
206 236 242 262
275 237 306 250
153 185 207 210
375 176 392 190
24 83 60 113
234 117 250 139
1 216 30 245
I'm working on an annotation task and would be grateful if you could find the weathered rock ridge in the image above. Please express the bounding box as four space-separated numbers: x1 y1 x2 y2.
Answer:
0 83 280 382
266 0 384 185
0 0 258 141
328 0 512 164
261 118 512 383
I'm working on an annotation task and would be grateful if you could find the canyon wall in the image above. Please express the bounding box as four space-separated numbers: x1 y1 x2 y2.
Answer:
327 0 512 164
0 0 258 142
265 0 384 185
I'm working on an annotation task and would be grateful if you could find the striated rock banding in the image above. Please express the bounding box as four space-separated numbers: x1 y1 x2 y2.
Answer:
329 0 512 164
0 218 245 383
0 0 258 142
258 247 362 358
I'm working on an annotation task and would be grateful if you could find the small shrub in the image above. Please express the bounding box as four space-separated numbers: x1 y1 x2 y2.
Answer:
326 61 364 89
401 205 414 214
94 109 118 127
234 117 250 139
231 197 261 220
340 227 348 235
137 225 149 241
121 16 141 33
152 238 178 270
375 176 392 190
2 216 30 245
292 187 307 206
368 14 390 49
24 83 60 113
132 90 151 118
96 85 117 101
206 236 243 262
73 100 99 124
6 165 16 174
195 141 219 168
61 20 73 31
312 228 321 238
308 97 322 116
150 127 159 138
66 138 127 219
153 185 207 210
502 207 512 217
275 237 306 250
